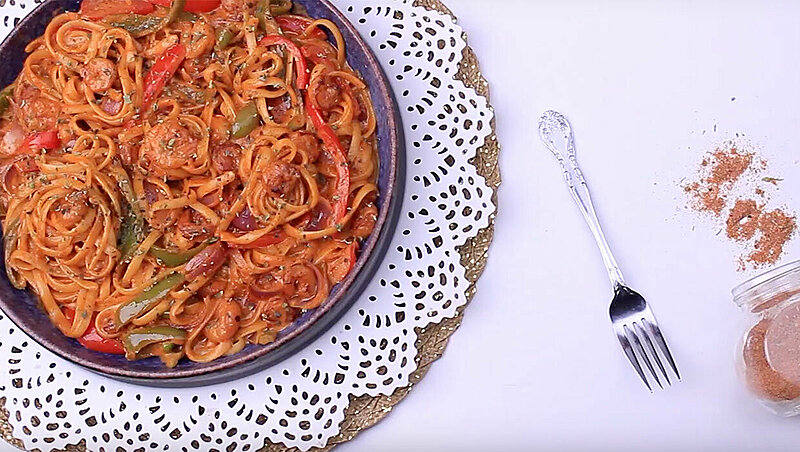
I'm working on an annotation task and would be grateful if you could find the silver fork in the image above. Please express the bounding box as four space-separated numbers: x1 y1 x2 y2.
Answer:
537 110 680 391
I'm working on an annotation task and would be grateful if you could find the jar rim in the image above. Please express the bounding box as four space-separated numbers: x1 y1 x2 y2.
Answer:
732 259 800 305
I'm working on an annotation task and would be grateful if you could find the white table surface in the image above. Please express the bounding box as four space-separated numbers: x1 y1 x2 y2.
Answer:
340 0 800 451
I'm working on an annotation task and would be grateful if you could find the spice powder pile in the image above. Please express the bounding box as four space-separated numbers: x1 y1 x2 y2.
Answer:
684 140 796 270
685 146 754 214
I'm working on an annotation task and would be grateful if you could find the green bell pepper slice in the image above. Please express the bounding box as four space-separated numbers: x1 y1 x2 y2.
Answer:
255 0 281 34
3 220 24 290
115 168 146 263
0 84 14 117
270 0 292 15
122 325 186 355
215 27 234 50
106 14 164 38
115 272 185 326
176 11 199 22
231 102 260 139
149 241 208 267
106 0 186 37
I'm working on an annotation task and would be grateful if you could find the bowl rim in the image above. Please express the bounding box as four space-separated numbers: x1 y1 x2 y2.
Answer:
0 0 405 387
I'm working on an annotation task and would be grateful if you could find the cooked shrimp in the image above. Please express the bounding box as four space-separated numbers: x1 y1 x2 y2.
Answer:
351 203 378 239
289 132 321 162
12 80 60 133
262 161 301 198
140 119 198 175
315 78 342 110
211 142 242 173
205 299 242 343
53 190 90 229
80 58 117 94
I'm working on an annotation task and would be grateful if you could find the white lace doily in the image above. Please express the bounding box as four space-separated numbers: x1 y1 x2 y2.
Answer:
0 1 496 450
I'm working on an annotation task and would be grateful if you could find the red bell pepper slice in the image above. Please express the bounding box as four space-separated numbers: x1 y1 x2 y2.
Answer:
18 130 60 154
79 324 125 354
9 129 59 174
258 35 309 89
64 308 125 355
80 0 155 20
146 0 220 12
305 93 349 223
142 44 187 113
275 15 327 39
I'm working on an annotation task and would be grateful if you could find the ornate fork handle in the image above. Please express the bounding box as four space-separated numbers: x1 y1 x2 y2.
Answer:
538 110 625 289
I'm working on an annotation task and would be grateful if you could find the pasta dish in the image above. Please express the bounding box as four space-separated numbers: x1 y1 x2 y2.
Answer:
0 0 379 367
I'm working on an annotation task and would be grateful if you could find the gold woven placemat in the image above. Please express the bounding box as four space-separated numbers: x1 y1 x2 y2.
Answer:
1 0 499 449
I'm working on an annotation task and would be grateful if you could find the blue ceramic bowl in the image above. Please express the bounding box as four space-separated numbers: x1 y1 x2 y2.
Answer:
0 0 404 387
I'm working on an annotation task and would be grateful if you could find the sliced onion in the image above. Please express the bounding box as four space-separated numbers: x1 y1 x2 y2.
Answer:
199 191 219 206
286 263 328 310
231 206 257 231
185 241 228 280
249 272 288 300
143 180 161 203
296 198 332 232
100 97 123 116
0 123 24 156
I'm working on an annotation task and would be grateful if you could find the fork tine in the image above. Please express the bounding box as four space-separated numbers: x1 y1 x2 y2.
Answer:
642 314 680 380
615 326 651 391
634 321 670 386
625 324 662 389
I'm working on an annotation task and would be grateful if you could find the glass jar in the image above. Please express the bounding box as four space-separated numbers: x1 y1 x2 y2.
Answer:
733 260 800 416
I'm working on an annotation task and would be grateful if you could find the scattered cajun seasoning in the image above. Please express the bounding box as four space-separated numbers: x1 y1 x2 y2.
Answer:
709 146 753 185
684 139 796 270
726 199 760 242
749 209 796 267
684 182 725 214
685 143 753 214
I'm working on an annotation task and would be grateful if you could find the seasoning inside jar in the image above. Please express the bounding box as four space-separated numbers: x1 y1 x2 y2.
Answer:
765 302 800 385
734 260 800 415
743 316 800 402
